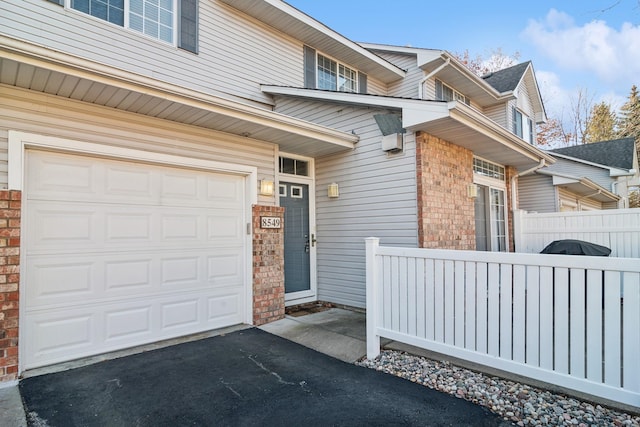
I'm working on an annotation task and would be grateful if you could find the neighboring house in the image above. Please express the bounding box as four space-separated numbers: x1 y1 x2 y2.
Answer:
519 138 639 212
0 0 553 381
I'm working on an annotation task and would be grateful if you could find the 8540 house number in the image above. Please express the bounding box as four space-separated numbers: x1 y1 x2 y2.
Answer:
260 216 282 229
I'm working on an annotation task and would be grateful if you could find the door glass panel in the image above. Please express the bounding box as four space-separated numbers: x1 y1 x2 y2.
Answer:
474 186 488 251
281 183 311 293
490 188 507 252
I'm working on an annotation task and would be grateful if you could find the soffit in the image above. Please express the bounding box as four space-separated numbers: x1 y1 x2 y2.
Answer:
404 102 554 171
218 0 405 83
0 53 357 158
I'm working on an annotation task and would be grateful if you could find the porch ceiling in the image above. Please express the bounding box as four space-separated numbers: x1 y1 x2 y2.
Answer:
404 101 555 171
547 174 620 203
0 42 358 158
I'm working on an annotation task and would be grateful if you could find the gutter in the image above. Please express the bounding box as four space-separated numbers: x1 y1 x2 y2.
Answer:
510 159 546 211
418 58 450 99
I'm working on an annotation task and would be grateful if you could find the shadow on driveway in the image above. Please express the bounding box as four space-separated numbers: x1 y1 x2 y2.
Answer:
20 328 507 426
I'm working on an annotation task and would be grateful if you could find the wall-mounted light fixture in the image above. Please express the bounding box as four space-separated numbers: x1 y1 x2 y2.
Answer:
260 179 275 196
327 182 339 198
467 183 478 198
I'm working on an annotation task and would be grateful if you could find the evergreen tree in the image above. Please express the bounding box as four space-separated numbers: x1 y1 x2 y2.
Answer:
584 102 617 143
617 85 640 140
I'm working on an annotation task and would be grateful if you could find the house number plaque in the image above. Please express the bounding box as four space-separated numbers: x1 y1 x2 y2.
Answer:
260 216 281 229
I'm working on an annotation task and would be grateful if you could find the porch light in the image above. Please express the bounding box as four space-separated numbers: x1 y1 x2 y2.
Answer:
467 184 478 198
328 182 340 198
259 179 275 196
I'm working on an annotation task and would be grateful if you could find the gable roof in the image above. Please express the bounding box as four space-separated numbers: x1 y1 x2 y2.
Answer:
482 62 531 93
550 138 636 170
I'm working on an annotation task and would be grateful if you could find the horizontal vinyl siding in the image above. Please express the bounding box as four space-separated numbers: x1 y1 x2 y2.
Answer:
484 103 508 130
275 97 418 308
1 0 302 106
558 188 603 211
518 174 557 213
0 86 277 203
371 52 420 99
545 159 613 191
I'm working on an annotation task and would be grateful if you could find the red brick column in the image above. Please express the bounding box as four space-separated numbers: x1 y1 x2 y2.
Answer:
0 190 20 382
506 166 518 252
416 132 476 250
252 205 285 326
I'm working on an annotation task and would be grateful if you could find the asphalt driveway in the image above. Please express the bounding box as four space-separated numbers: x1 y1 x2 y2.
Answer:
20 328 507 426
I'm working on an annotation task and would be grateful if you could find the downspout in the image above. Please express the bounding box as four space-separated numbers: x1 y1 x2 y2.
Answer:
418 58 451 99
510 159 546 211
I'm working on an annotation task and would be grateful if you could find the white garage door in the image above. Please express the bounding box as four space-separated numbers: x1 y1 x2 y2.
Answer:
23 150 248 369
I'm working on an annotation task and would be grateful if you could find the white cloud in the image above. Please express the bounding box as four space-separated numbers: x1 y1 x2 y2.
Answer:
535 70 571 117
522 9 640 87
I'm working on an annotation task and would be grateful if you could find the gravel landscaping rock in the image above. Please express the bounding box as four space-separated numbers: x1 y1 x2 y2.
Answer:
357 350 640 426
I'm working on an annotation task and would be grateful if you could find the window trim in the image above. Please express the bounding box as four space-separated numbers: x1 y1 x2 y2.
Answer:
60 0 188 48
316 53 358 93
435 79 470 105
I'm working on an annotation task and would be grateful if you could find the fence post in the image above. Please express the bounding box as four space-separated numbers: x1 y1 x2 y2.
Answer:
365 237 381 359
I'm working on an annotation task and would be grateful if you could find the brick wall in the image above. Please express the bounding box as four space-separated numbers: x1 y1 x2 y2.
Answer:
252 205 285 326
0 190 20 382
416 132 476 250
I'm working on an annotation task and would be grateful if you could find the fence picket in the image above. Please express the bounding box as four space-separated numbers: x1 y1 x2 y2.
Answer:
604 271 621 388
366 241 640 408
586 269 603 383
526 266 540 366
623 272 640 392
539 267 554 369
570 269 586 378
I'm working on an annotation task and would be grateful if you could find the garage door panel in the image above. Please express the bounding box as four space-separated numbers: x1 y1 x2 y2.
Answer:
27 248 245 309
24 149 249 370
25 287 246 369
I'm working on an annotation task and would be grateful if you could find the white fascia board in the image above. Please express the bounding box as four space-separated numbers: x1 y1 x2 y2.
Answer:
262 85 421 109
2 35 357 147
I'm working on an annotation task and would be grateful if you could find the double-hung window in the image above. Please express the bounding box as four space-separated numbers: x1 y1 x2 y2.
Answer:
512 107 534 144
49 0 198 52
317 54 357 92
303 46 365 93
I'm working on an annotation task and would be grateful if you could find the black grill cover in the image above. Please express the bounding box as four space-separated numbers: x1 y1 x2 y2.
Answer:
540 239 611 256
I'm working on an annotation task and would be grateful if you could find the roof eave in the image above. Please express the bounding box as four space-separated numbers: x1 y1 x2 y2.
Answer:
218 0 405 83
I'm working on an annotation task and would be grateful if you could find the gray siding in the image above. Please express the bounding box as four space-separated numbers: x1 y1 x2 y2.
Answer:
1 0 302 106
275 97 418 308
0 86 277 204
545 158 613 191
518 174 557 213
370 51 421 99
484 103 508 130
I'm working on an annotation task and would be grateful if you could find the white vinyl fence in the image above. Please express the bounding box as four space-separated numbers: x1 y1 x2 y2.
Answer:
365 238 640 409
514 208 640 258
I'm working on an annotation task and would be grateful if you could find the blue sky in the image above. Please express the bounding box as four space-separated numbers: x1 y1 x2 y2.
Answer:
287 0 640 122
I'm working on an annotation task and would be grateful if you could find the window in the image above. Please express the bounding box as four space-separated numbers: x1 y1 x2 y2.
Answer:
512 108 523 138
512 107 534 144
435 79 470 105
473 158 505 180
303 46 366 93
317 54 357 92
279 157 309 176
55 0 198 52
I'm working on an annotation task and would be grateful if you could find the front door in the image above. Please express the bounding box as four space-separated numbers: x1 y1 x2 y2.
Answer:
280 182 313 301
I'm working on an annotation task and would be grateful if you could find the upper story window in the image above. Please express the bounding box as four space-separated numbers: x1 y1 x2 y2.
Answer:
303 46 366 94
71 0 175 43
50 0 198 53
512 107 534 144
435 79 470 105
317 54 357 92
